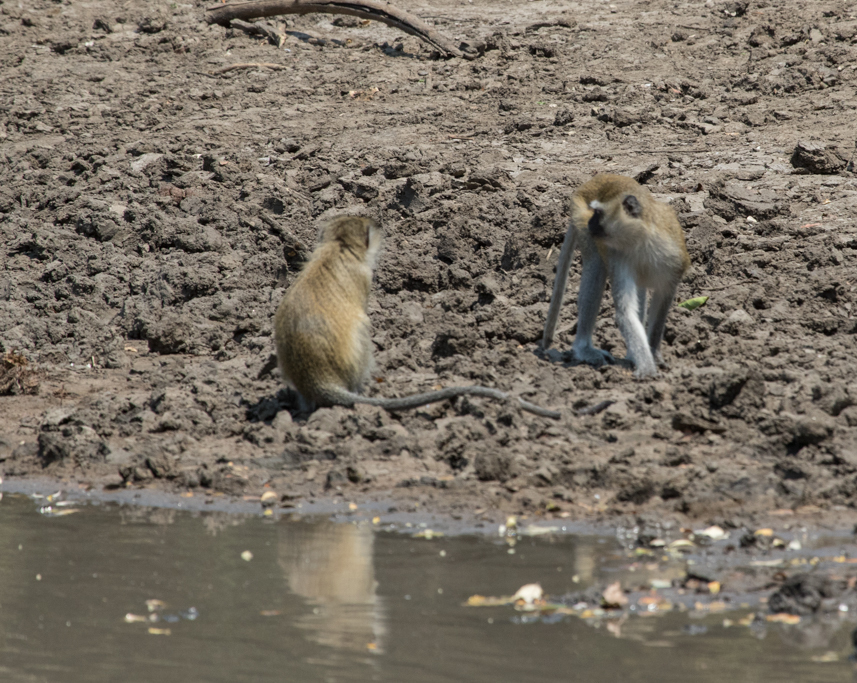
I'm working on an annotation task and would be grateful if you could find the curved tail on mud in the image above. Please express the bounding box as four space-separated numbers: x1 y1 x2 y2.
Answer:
319 386 561 419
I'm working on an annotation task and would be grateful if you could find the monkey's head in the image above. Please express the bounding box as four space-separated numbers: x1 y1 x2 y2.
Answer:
321 215 383 267
587 193 647 249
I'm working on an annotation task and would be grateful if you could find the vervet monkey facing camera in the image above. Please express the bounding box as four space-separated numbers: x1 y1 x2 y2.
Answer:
275 216 560 418
542 174 690 378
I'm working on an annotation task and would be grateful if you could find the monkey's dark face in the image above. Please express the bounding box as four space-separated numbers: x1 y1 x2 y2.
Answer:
588 194 647 249
588 206 606 238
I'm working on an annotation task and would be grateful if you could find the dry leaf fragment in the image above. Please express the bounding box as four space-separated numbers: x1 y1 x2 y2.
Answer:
0 350 40 395
465 595 511 607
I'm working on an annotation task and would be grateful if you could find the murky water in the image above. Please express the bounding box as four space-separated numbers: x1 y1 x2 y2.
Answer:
0 493 853 683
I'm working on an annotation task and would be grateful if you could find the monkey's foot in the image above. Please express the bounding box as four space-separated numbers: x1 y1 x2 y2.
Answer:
632 361 659 379
572 343 615 368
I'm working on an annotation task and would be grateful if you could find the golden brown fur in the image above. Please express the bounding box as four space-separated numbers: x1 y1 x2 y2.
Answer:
543 174 690 378
274 216 560 418
274 215 381 408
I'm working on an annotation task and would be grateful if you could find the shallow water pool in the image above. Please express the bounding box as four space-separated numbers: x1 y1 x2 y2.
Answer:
0 493 852 682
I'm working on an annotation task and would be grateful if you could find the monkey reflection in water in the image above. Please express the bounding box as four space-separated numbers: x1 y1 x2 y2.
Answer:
278 520 385 655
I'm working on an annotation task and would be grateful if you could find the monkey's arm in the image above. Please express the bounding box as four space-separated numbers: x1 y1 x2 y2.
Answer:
542 223 579 349
350 386 561 419
570 252 612 367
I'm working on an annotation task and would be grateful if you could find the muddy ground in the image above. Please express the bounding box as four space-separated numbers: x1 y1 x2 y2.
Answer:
1 0 857 531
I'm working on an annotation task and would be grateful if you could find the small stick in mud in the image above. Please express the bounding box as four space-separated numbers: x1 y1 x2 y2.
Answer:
542 174 690 378
212 62 289 74
205 0 476 60
229 18 287 47
274 216 560 419
575 400 614 417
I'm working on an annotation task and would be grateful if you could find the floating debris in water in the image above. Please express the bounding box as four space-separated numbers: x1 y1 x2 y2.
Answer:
695 525 728 541
146 599 166 612
413 529 443 540
810 651 838 663
521 525 559 537
602 582 628 609
241 550 253 561
39 506 80 517
127 601 198 629
512 583 543 606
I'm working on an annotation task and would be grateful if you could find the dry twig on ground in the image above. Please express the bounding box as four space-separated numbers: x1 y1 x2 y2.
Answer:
206 0 476 59
212 62 290 74
230 18 287 47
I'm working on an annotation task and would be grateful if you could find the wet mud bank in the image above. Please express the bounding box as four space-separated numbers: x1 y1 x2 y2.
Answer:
0 0 856 531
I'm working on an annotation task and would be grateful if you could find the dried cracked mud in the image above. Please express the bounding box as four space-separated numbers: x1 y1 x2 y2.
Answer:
1 0 857 531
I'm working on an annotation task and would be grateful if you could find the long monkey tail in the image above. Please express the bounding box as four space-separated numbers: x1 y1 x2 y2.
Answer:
542 222 579 349
317 385 561 420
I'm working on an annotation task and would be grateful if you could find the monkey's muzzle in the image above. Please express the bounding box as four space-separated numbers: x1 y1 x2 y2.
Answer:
588 208 606 238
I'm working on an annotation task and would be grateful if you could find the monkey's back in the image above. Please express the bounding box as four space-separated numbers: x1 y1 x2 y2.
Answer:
274 241 373 404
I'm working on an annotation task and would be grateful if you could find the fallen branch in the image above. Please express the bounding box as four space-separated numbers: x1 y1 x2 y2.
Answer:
575 400 615 417
212 62 289 74
206 0 476 59
230 18 287 47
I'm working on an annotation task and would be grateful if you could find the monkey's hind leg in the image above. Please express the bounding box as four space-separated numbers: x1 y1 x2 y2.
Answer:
571 256 614 368
646 284 678 369
611 263 657 378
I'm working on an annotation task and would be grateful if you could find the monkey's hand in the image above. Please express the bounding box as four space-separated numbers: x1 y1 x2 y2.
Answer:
571 341 615 368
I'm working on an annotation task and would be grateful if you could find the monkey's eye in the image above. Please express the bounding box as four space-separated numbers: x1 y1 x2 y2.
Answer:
622 195 642 218
365 229 370 248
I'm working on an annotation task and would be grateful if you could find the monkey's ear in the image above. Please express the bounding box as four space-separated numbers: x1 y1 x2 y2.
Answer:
622 195 642 218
